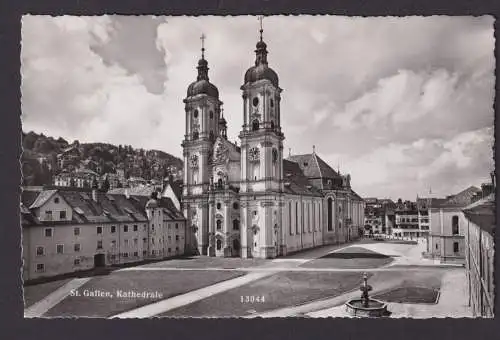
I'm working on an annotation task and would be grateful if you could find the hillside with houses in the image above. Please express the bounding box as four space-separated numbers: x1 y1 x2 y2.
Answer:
21 131 183 190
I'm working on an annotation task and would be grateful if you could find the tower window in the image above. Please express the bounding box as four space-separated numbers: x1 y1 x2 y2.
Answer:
210 110 214 119
216 219 222 230
233 202 239 210
252 97 259 107
216 202 222 210
193 109 199 118
270 98 274 107
209 131 214 140
270 120 275 130
192 131 199 140
252 120 260 131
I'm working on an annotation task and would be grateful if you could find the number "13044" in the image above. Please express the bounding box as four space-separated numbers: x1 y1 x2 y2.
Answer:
240 295 265 303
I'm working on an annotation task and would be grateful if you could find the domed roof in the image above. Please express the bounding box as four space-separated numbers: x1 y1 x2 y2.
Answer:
243 38 279 87
187 79 219 99
244 64 279 88
186 57 219 99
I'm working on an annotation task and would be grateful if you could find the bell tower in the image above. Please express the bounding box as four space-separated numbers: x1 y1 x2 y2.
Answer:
182 34 222 255
239 16 285 259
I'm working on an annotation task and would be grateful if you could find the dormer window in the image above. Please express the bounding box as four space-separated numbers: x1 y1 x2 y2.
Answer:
303 162 309 167
54 197 59 204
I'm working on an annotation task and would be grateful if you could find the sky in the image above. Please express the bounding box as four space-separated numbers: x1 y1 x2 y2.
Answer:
21 15 495 201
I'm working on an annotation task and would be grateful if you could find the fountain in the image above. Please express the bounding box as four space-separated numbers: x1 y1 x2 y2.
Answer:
345 273 390 317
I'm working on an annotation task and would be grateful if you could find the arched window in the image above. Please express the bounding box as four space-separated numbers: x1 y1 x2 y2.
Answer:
327 198 333 231
217 178 223 188
216 239 222 250
233 219 240 230
216 202 221 210
252 119 260 131
216 219 222 230
452 216 459 235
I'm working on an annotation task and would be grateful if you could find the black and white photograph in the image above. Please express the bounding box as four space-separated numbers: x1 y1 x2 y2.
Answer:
20 14 495 319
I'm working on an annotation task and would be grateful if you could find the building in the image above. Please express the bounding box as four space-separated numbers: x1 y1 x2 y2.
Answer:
181 27 365 259
393 208 420 238
425 186 481 264
21 187 186 281
53 169 99 188
463 176 495 317
363 198 396 235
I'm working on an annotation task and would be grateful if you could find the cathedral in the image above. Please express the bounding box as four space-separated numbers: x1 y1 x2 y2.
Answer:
181 24 365 259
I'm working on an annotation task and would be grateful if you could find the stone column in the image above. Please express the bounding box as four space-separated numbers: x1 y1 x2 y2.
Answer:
207 200 215 256
223 198 231 257
240 201 249 258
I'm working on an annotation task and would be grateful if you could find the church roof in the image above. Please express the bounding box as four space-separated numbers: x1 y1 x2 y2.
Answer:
283 159 322 197
287 153 341 180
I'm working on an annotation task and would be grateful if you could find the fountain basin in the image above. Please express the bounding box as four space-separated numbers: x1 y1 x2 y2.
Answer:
345 298 389 317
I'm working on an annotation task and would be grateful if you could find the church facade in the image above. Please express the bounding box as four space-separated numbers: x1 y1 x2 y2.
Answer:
181 29 365 259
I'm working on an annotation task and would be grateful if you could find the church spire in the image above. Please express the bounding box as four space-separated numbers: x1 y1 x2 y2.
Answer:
255 15 268 66
197 33 209 81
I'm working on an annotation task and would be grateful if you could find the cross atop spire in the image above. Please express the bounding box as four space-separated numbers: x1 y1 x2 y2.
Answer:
200 33 206 58
258 15 264 41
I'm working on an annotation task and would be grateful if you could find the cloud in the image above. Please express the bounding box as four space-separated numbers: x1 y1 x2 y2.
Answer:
21 15 495 199
330 127 493 200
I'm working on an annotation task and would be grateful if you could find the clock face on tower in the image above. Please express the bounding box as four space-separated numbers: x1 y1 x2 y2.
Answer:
248 147 260 162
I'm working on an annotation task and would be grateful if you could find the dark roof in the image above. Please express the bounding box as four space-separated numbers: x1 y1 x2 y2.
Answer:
462 193 495 235
58 191 148 224
169 180 183 202
283 160 322 197
20 187 186 228
287 153 341 180
430 186 481 209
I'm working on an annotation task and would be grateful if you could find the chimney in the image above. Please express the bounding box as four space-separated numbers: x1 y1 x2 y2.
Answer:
92 188 98 202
